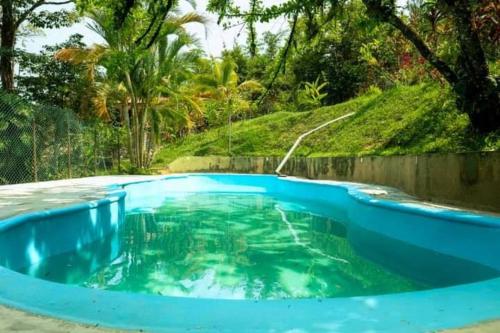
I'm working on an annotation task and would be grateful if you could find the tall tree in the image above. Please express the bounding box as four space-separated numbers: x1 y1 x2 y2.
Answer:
76 0 180 48
196 57 262 155
0 0 74 91
362 0 499 132
17 34 86 108
56 7 205 168
207 0 500 133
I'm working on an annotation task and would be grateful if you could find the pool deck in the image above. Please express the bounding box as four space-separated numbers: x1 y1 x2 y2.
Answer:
0 305 121 332
0 175 499 333
0 176 163 221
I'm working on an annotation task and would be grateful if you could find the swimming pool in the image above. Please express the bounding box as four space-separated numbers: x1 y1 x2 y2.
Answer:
1 174 499 332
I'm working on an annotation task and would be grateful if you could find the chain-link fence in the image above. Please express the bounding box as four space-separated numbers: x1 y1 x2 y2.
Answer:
0 92 123 185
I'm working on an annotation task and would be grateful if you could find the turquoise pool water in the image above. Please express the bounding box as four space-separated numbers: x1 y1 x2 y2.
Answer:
17 191 498 300
2 174 500 332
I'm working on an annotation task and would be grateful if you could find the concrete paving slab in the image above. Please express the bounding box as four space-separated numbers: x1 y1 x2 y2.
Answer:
0 305 126 332
0 176 162 220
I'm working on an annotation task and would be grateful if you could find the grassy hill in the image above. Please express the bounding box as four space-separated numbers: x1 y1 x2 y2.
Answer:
153 84 499 166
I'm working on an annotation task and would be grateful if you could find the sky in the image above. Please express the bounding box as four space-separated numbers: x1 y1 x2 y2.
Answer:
20 0 287 57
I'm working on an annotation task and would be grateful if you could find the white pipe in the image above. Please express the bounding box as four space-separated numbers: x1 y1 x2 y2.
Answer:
275 112 355 176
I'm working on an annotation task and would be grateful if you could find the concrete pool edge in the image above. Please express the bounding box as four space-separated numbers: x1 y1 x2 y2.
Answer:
0 190 126 233
1 174 500 332
2 174 498 231
280 176 500 227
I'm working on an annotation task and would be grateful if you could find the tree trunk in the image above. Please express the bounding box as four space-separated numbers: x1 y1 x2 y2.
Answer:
227 99 233 156
138 106 148 168
67 113 72 178
442 0 500 132
1 0 16 91
124 72 142 168
122 102 134 169
362 0 500 133
132 108 140 168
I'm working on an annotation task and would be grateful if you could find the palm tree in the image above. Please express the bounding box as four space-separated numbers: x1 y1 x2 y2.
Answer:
131 34 205 166
197 57 262 155
55 8 206 169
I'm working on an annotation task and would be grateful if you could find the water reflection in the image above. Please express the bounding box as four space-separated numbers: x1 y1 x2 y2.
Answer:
17 230 121 284
18 193 500 300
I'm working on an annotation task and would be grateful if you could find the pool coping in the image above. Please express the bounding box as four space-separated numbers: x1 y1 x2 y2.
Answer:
1 174 500 332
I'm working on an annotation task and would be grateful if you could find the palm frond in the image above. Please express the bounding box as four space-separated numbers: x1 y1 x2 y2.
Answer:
238 80 263 92
55 44 107 65
54 48 89 64
181 95 204 115
220 58 237 87
196 75 220 89
171 12 207 26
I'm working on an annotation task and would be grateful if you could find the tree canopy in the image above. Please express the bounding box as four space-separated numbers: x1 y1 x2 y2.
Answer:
1 0 498 178
207 0 500 132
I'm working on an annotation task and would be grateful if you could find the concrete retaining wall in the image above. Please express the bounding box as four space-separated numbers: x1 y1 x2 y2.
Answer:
165 152 500 212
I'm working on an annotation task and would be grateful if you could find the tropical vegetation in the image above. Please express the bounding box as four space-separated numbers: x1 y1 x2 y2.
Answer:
0 0 498 180
154 84 499 167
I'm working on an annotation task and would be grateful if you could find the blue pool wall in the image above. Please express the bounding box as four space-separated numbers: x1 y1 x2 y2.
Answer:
0 190 125 271
0 174 499 333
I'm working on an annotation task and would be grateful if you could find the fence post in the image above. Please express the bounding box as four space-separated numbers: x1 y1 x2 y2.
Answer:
32 119 38 182
67 111 72 179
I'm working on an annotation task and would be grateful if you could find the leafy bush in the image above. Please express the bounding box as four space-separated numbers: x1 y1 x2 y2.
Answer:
296 78 328 111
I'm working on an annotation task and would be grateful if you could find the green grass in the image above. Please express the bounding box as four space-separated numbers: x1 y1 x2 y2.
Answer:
153 84 500 166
